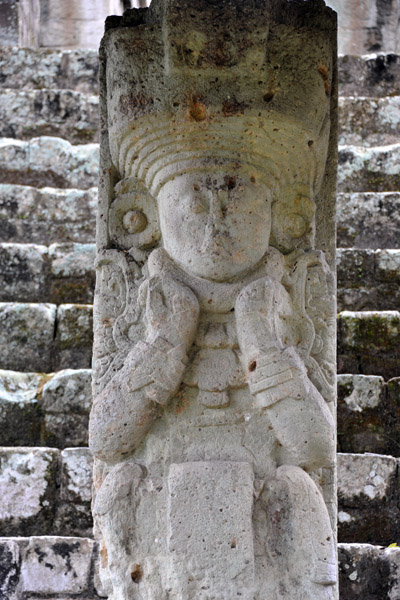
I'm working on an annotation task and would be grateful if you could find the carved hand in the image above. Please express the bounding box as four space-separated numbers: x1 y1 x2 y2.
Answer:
235 277 310 407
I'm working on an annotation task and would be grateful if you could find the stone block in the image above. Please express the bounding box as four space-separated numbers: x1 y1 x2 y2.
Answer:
0 243 48 303
0 48 99 94
0 89 99 144
0 370 43 446
0 448 58 536
0 538 20 600
0 0 18 46
41 369 92 447
338 144 400 193
338 54 400 98
0 302 56 372
55 448 93 537
19 536 94 595
338 453 399 545
0 184 97 244
49 243 95 304
55 304 93 370
339 543 400 600
337 192 400 249
0 137 98 189
337 375 398 456
339 96 400 147
338 311 400 379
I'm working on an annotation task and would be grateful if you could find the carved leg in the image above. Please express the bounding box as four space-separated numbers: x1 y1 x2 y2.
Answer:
93 461 145 600
260 465 337 599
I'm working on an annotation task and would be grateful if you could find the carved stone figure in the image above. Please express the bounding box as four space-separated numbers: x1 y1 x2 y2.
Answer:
89 1 338 598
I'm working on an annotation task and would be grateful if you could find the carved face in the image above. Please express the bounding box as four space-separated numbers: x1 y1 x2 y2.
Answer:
157 172 272 281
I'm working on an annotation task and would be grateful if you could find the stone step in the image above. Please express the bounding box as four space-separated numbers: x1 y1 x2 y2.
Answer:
4 243 399 309
0 447 93 539
0 137 98 189
339 53 400 98
1 369 397 457
337 192 400 249
338 143 400 193
0 88 99 144
338 375 400 457
2 303 399 380
0 48 99 95
0 449 397 544
0 537 398 600
0 369 92 448
0 303 93 373
2 369 398 456
0 536 103 599
338 543 400 600
339 96 400 147
337 248 400 311
337 453 399 546
338 310 400 380
0 243 95 304
0 184 97 244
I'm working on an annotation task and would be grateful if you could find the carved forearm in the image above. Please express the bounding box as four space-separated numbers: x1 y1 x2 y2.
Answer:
89 337 187 464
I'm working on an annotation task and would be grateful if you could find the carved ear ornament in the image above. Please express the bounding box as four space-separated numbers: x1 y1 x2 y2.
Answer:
108 177 161 250
270 185 316 255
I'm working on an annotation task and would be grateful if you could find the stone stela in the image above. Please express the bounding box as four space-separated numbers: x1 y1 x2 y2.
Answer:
89 1 338 598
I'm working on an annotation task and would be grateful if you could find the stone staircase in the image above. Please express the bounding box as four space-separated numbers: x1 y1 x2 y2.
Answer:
0 48 399 599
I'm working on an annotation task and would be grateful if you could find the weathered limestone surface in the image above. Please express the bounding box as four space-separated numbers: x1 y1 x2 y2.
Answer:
339 96 400 147
90 1 338 598
337 248 400 311
338 54 400 98
339 544 400 600
0 137 98 189
0 184 97 244
0 302 56 372
0 448 58 536
337 192 400 249
337 375 400 456
338 310 400 379
55 304 93 370
0 48 99 94
337 453 399 545
338 143 400 193
0 89 99 143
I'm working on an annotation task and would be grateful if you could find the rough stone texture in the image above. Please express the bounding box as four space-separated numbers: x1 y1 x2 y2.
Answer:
0 448 58 537
337 375 399 456
338 310 400 379
0 302 56 372
339 96 400 147
339 544 400 600
338 54 400 98
338 143 400 193
49 243 95 305
0 89 99 144
0 137 98 189
327 1 400 55
41 369 92 448
0 538 20 600
0 184 97 244
55 448 93 537
0 242 96 304
0 370 43 447
337 453 399 545
55 304 93 370
337 248 400 311
0 48 99 94
90 1 338 598
337 192 400 249
19 536 94 595
0 0 19 47
0 243 48 303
